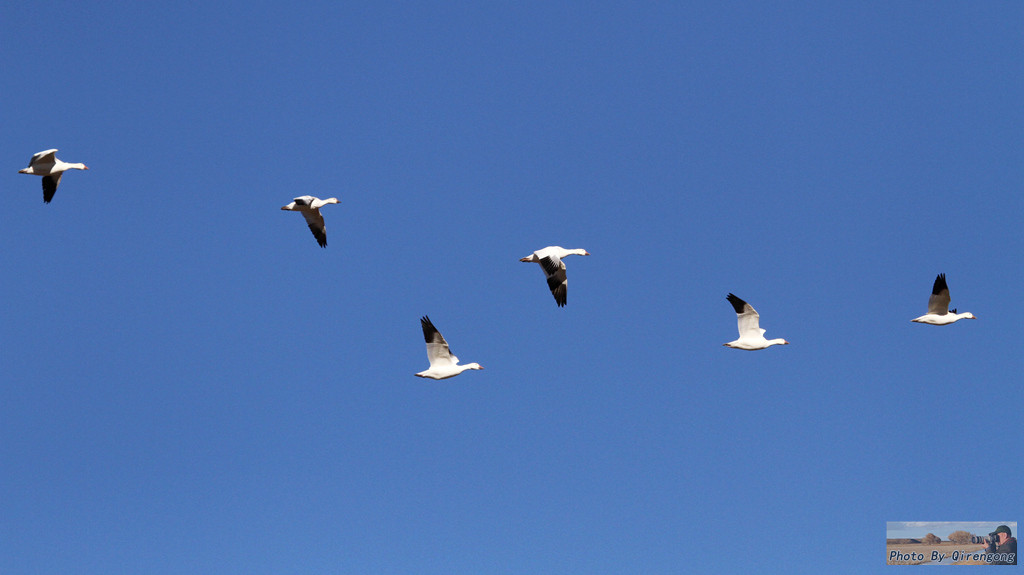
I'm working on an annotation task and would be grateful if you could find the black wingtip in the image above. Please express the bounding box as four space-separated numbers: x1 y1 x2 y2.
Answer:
552 285 567 307
42 176 58 203
726 293 747 314
419 316 445 344
932 273 948 295
308 224 327 247
420 315 434 341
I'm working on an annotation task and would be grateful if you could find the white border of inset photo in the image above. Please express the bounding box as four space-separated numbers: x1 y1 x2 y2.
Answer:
886 522 1017 565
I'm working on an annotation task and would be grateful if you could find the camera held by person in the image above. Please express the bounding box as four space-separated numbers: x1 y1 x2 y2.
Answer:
980 525 1017 565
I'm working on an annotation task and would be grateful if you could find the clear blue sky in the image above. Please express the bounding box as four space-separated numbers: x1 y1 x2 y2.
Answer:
2 2 1020 573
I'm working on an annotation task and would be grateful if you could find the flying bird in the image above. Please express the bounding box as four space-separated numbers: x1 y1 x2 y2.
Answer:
281 195 339 247
19 149 89 203
415 316 483 379
519 246 590 307
911 273 976 325
723 293 790 350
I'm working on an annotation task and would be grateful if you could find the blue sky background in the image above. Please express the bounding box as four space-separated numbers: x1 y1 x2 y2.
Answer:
1 2 1020 573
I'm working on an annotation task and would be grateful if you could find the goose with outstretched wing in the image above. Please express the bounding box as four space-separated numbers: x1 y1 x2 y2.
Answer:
281 195 339 247
911 274 976 325
723 293 789 350
519 246 590 307
19 149 89 203
415 316 483 380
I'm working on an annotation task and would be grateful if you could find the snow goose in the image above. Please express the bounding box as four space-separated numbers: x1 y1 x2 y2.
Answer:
415 316 483 379
724 293 790 350
281 195 339 247
911 273 976 325
19 149 89 203
519 246 590 307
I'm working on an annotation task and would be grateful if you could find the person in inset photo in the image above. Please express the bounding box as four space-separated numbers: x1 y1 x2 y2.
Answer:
980 525 1016 565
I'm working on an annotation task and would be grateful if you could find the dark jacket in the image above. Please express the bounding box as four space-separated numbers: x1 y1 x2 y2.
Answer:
984 537 1017 565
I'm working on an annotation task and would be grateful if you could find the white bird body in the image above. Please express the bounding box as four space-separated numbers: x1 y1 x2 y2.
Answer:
19 149 89 203
723 293 789 350
415 316 483 379
911 273 976 325
913 313 975 326
519 246 590 307
281 195 339 247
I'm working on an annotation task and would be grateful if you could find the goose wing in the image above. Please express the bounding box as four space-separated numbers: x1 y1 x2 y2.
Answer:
927 273 951 316
300 209 327 247
539 254 568 307
30 149 58 167
727 293 762 338
42 173 62 203
421 316 458 367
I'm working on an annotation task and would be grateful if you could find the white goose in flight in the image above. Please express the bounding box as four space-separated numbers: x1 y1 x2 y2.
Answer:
415 316 483 379
19 149 89 203
519 246 590 307
911 273 976 325
281 195 339 247
724 293 789 350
